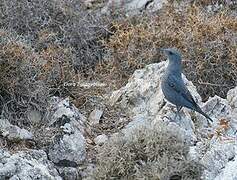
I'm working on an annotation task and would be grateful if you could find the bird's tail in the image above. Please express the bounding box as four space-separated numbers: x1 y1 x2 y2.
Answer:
196 106 213 122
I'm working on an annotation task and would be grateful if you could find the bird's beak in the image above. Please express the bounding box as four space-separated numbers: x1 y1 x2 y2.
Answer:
159 48 168 54
159 48 165 52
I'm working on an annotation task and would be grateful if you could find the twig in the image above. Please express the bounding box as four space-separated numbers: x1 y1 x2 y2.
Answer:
197 80 234 87
88 25 114 35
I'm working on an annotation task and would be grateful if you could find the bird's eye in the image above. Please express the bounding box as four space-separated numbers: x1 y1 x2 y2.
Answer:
169 51 173 55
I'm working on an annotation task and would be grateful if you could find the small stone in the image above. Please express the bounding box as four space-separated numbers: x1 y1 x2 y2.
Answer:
62 123 74 134
48 97 86 133
58 167 79 180
89 109 103 125
27 110 42 124
48 129 86 166
47 97 86 167
0 149 61 179
78 163 96 178
94 134 108 145
0 119 33 141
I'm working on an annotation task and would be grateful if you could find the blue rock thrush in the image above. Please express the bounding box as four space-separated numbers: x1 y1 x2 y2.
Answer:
161 48 213 123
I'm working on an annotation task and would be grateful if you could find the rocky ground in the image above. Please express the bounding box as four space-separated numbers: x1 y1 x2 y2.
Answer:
0 0 237 179
1 60 237 179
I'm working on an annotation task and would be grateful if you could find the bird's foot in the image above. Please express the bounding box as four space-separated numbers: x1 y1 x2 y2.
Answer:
161 115 178 124
207 120 212 127
174 112 182 121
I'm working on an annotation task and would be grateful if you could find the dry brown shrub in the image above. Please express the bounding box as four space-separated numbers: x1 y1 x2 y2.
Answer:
0 0 110 74
0 31 45 124
190 0 236 8
38 45 77 89
0 30 77 126
98 3 237 100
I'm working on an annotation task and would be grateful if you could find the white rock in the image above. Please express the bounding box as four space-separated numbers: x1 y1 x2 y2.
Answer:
110 61 201 119
47 97 86 166
102 0 168 16
109 61 237 180
0 149 61 180
89 109 103 125
48 97 86 133
84 0 95 8
48 129 86 166
62 123 74 134
214 151 237 180
110 61 200 143
110 62 237 180
0 119 33 141
58 167 79 180
201 141 236 180
27 110 42 124
200 95 231 121
94 134 108 145
188 146 199 161
78 163 96 179
227 86 237 114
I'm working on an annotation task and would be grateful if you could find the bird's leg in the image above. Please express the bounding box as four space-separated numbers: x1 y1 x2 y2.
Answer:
177 105 182 112
174 105 182 120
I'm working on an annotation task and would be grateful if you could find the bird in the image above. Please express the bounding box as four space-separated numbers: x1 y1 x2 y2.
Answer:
160 48 213 123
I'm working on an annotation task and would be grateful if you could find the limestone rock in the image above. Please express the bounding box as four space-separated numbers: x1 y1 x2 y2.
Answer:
214 155 237 180
110 62 202 144
48 97 86 133
227 86 237 115
48 129 86 166
109 61 237 180
47 97 86 167
94 134 108 145
102 0 167 15
89 108 103 126
201 142 237 180
58 167 79 180
110 61 202 119
0 119 33 141
0 149 61 180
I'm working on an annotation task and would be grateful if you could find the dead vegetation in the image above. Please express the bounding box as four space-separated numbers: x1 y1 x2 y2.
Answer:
0 0 109 127
94 123 203 179
99 2 237 100
0 0 236 177
0 0 236 126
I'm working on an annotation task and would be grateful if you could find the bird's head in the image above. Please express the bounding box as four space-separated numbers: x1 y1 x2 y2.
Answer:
160 48 182 63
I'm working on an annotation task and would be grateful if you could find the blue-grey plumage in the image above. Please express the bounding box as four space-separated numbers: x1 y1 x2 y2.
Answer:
161 48 213 123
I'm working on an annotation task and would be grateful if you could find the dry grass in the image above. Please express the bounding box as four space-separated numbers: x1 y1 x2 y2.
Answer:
94 123 203 179
0 0 112 128
190 0 236 7
0 30 79 126
0 31 47 126
0 0 236 179
98 3 237 100
0 0 110 73
1 0 236 127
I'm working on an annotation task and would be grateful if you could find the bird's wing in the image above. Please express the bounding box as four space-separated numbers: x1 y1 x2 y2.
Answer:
167 74 198 106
